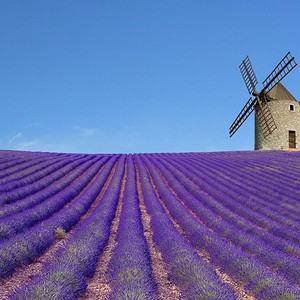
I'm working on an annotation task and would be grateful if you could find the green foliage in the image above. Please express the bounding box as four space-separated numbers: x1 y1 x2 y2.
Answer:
274 292 299 300
45 269 84 292
27 285 58 300
117 267 143 284
221 228 230 237
0 223 11 237
253 277 275 294
54 227 66 240
115 290 150 300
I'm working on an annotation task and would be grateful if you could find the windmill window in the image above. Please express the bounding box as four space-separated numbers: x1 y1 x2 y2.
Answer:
289 131 296 148
289 104 295 111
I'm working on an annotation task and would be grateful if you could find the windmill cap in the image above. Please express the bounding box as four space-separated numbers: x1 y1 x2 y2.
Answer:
267 82 298 102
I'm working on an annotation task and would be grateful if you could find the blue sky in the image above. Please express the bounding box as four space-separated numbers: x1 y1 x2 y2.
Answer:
1 1 300 154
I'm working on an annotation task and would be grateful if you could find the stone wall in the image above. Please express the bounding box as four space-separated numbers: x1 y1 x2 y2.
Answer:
255 99 300 150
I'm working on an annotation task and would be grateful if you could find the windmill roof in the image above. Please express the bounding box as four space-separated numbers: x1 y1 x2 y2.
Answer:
267 82 298 102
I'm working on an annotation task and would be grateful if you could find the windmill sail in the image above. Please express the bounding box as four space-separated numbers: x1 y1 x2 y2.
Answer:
254 95 277 137
239 56 258 94
229 97 256 137
229 51 297 138
262 52 297 93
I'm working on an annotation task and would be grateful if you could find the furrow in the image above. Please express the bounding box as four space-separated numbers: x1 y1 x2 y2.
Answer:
6 155 125 299
78 157 125 300
142 155 300 299
135 162 182 300
136 155 237 300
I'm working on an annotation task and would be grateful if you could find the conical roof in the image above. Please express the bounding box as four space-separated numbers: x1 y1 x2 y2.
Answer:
267 82 298 102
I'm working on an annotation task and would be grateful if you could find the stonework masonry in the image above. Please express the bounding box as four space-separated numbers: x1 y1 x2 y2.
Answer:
255 88 300 150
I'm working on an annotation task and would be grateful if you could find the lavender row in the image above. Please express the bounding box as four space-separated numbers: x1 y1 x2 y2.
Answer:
135 155 237 300
202 154 300 219
183 152 300 221
0 153 76 185
0 155 78 192
0 156 100 218
7 155 125 300
147 155 300 285
190 151 300 210
0 155 118 282
0 157 99 205
0 156 108 242
177 153 300 235
0 155 52 181
0 151 65 178
210 151 300 185
0 155 100 206
155 154 300 258
0 151 20 166
0 155 50 183
178 156 300 235
180 151 299 199
0 151 41 170
177 151 300 211
108 155 157 299
161 154 300 245
217 152 300 212
176 153 300 226
141 155 300 299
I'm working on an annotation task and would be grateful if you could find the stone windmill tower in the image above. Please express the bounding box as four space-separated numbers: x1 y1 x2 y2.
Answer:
255 82 300 150
229 52 299 150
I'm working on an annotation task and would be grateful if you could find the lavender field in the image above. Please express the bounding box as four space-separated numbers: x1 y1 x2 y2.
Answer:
0 149 299 300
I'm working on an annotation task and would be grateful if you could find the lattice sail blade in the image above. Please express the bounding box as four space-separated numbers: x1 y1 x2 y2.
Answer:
262 52 297 93
229 97 256 137
239 56 258 95
255 95 277 137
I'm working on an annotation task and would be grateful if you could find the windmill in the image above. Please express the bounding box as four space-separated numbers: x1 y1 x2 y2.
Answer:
229 52 297 145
